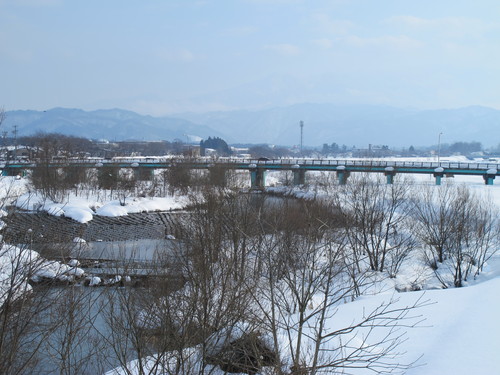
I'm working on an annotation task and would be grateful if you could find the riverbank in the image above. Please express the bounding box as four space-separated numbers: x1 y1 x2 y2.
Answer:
2 210 184 243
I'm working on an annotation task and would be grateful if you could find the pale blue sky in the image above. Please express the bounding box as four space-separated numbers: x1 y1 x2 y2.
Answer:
1 0 500 115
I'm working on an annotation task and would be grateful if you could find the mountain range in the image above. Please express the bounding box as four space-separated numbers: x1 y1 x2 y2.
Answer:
3 108 223 143
3 104 499 148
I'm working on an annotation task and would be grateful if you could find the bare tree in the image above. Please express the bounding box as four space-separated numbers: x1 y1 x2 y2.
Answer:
335 174 416 275
62 165 87 195
448 187 499 286
98 165 120 191
411 184 499 287
249 196 426 375
28 133 94 202
410 183 458 266
117 169 136 206
0 244 61 374
42 286 107 375
165 161 192 195
101 188 265 374
100 185 428 375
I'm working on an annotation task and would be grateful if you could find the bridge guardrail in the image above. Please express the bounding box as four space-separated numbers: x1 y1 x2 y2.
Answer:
1 158 500 172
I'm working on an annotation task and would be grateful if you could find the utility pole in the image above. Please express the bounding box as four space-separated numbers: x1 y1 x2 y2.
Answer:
12 125 18 160
437 132 443 164
300 120 304 155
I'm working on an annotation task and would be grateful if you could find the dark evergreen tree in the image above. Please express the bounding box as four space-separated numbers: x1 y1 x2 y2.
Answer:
200 137 232 156
448 141 482 155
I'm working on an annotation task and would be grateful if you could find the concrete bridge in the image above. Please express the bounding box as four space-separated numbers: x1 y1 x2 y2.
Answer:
2 157 499 188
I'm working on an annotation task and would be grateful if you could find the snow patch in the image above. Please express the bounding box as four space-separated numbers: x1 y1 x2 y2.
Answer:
15 192 189 222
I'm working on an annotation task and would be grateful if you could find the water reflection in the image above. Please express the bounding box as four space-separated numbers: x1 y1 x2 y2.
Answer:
31 285 123 374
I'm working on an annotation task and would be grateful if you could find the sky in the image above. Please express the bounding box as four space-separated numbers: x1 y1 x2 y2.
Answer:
1 0 500 116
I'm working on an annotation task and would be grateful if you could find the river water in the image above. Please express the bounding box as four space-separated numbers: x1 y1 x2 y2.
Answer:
31 285 138 374
24 238 185 374
75 238 176 261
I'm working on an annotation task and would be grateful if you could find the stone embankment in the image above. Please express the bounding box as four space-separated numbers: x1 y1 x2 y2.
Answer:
1 211 189 287
1 211 186 243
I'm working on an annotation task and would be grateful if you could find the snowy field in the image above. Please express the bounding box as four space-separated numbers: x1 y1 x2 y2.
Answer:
1 156 500 375
265 160 500 375
265 176 500 374
385 169 500 374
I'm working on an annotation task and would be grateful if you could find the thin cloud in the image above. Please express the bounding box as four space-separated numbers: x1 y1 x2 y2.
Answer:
264 43 301 56
311 14 354 35
220 26 259 37
388 15 434 28
387 15 497 38
342 35 424 50
131 99 235 116
311 38 333 49
156 48 196 63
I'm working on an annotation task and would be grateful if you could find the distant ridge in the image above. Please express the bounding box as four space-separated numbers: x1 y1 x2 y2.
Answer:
4 104 500 147
3 107 223 142
176 104 500 147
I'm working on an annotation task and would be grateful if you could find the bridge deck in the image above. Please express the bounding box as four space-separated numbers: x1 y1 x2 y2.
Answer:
2 158 499 179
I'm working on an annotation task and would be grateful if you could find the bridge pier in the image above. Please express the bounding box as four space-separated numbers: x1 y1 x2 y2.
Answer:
293 169 306 185
250 169 266 189
483 169 497 185
97 166 120 189
385 173 395 184
384 167 396 185
133 167 153 181
336 167 349 185
434 167 444 186
209 166 227 187
483 175 495 185
2 167 25 177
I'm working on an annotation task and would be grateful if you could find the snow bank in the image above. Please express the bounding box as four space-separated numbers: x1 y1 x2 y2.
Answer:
96 196 189 217
0 177 29 206
63 205 94 222
403 276 500 375
0 243 85 305
15 193 96 223
95 203 128 217
31 258 85 282
87 276 101 286
15 193 189 222
0 244 39 304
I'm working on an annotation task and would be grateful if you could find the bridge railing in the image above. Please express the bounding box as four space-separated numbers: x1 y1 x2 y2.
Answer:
1 157 499 172
250 158 500 170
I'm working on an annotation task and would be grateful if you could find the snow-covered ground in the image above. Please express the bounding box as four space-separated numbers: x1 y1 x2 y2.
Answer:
265 163 500 374
320 247 500 375
0 242 86 304
14 192 189 223
106 180 500 374
404 270 500 375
